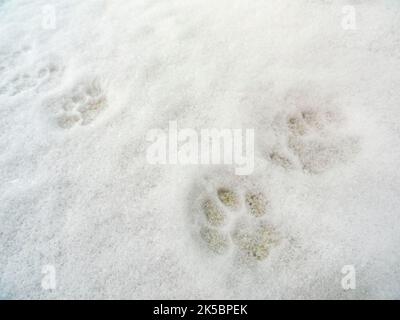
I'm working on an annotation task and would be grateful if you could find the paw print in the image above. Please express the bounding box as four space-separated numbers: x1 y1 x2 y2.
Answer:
231 220 275 261
0 45 32 72
270 91 361 174
54 79 107 129
196 185 278 261
0 51 63 97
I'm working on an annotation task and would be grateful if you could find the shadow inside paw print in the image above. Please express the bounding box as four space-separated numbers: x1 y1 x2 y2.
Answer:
56 79 107 129
197 186 278 261
270 95 360 174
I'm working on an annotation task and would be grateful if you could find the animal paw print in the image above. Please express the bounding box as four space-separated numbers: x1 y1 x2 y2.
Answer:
0 45 31 71
270 91 360 174
55 79 107 129
0 58 63 97
197 186 278 261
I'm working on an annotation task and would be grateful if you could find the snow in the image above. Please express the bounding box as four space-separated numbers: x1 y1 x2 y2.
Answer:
1 0 400 299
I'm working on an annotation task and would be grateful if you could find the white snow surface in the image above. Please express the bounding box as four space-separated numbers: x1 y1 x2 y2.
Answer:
1 0 400 299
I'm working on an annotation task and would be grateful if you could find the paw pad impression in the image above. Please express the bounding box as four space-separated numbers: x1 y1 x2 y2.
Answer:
196 185 278 261
270 95 360 174
53 78 107 129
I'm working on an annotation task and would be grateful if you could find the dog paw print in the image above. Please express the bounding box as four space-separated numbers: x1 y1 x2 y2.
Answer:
270 92 361 174
55 79 107 129
197 186 278 261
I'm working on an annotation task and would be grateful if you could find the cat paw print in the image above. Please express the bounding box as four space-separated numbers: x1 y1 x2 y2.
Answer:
0 43 60 96
0 45 32 71
54 79 108 129
196 186 278 261
0 56 63 97
270 91 361 174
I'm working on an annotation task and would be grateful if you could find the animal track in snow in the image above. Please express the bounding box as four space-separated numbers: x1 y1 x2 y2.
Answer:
269 91 361 174
0 47 63 97
0 45 32 70
193 180 279 261
4 66 58 96
54 79 108 129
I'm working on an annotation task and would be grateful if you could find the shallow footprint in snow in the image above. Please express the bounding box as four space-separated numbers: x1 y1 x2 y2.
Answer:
200 226 229 254
193 180 278 261
245 192 267 218
270 91 361 174
231 221 277 261
54 78 108 129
